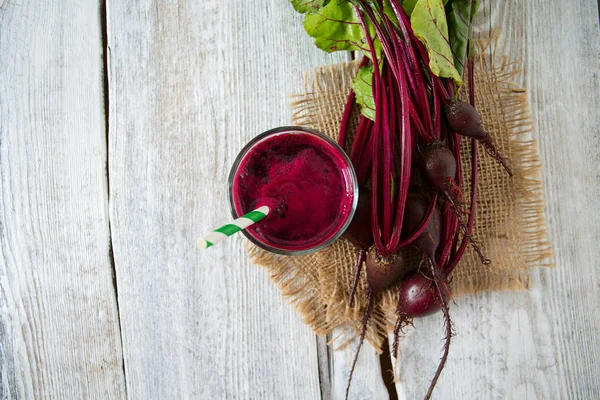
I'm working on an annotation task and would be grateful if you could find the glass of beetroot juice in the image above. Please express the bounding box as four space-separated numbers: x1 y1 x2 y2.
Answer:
228 126 358 255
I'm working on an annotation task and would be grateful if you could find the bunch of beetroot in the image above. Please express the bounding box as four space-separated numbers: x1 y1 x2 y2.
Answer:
333 1 512 399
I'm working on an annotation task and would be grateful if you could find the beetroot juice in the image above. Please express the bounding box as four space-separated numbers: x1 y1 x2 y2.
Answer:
229 127 357 254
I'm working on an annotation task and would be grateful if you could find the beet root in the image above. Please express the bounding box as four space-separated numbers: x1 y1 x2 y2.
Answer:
397 271 443 317
365 246 408 294
418 143 457 193
418 143 464 216
444 98 513 176
444 97 482 137
391 270 442 358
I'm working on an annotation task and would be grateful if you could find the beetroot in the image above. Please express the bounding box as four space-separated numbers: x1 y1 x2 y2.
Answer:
365 246 409 294
391 271 444 358
444 98 482 137
445 98 513 176
396 272 442 318
418 143 462 213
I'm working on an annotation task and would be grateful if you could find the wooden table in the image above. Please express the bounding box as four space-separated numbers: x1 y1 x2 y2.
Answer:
1 1 599 399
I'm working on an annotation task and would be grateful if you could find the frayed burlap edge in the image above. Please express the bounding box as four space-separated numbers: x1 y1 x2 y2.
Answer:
447 44 554 296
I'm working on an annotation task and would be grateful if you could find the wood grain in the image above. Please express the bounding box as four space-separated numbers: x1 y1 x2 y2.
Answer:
0 0 125 398
106 0 347 398
392 0 600 398
330 328 389 399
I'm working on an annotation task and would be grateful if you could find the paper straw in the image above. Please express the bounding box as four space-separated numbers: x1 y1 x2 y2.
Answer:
198 206 270 249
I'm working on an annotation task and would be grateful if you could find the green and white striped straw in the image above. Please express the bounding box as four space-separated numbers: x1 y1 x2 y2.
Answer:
198 206 270 249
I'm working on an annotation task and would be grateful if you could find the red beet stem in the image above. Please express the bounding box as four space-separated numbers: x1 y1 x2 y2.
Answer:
356 1 401 79
354 6 386 253
434 76 450 100
433 78 441 140
397 193 438 248
338 90 356 149
338 55 369 149
445 58 479 276
389 0 434 134
408 98 429 139
349 116 370 166
355 121 376 184
384 56 412 254
382 64 394 243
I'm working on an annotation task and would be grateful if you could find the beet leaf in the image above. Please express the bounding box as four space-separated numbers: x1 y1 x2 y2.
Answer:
410 0 462 85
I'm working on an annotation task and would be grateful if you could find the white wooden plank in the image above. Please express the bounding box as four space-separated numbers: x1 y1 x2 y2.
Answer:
106 0 347 398
331 329 389 400
316 336 333 400
393 0 600 398
0 0 125 398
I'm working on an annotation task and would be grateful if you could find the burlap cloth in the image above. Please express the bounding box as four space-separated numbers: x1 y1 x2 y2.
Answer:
245 46 553 350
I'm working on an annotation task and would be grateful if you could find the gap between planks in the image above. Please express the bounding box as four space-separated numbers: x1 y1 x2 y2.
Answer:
101 0 128 395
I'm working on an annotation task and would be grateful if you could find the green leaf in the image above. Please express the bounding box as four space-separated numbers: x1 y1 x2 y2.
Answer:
446 0 480 77
352 64 376 121
410 0 463 85
402 0 448 15
402 0 419 14
302 0 382 60
289 0 328 14
380 0 400 25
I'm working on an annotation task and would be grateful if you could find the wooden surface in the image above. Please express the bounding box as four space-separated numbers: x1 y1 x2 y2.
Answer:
0 0 125 398
1 0 599 399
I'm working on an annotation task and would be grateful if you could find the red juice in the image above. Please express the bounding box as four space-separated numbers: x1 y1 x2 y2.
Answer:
231 128 357 254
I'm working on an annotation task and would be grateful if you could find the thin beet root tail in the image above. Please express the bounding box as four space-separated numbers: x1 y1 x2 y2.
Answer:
457 220 491 265
392 313 411 359
442 178 467 228
392 317 401 359
345 291 374 400
424 257 453 400
444 178 466 216
480 133 513 177
442 179 490 265
446 178 465 205
348 249 367 308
